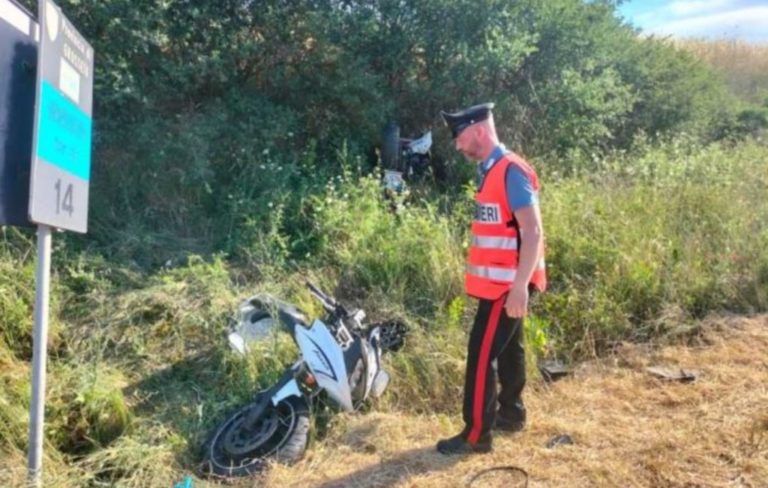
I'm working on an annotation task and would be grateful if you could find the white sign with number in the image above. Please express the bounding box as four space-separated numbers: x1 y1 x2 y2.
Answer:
28 0 93 233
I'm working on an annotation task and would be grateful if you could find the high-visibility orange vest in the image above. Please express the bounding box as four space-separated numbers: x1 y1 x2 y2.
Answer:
465 152 547 300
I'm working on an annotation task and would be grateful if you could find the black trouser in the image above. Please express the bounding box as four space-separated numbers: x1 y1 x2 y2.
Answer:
462 293 526 444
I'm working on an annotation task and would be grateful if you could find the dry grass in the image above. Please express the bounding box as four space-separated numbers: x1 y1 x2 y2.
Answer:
241 314 768 488
676 39 768 104
1 313 765 487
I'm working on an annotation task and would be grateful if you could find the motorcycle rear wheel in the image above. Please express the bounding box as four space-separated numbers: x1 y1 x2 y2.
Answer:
381 122 401 171
201 395 310 478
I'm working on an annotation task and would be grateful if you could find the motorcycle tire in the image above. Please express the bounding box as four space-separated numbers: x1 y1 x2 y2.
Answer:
381 122 400 171
200 395 310 479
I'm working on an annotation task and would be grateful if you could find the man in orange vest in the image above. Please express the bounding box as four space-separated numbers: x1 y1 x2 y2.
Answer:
437 103 547 455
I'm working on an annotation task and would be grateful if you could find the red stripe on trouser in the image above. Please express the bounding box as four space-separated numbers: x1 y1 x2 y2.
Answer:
467 296 504 444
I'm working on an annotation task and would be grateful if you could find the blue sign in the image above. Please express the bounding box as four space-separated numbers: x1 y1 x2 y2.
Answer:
28 0 94 233
36 80 91 181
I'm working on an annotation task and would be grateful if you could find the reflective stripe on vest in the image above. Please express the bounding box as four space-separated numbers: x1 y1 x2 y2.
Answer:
471 236 518 250
466 264 517 283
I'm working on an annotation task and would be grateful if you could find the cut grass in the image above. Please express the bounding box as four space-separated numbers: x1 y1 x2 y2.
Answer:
260 314 768 488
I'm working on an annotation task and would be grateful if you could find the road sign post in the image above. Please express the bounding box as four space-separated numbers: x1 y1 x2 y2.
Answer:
25 0 94 485
27 224 51 486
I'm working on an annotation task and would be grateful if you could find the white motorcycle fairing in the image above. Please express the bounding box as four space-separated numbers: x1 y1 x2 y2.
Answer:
294 319 354 412
270 361 303 406
270 378 301 405
408 131 432 154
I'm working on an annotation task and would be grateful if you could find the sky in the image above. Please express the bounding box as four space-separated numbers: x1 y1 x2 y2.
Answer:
618 0 768 42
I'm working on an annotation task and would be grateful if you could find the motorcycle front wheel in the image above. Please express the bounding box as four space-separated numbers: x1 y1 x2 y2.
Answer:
201 395 310 478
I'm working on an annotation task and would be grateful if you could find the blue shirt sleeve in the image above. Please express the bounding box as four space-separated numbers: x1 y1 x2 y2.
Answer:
505 164 538 211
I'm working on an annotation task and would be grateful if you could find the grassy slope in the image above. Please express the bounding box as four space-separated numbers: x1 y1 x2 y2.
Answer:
3 314 766 487
1 139 767 486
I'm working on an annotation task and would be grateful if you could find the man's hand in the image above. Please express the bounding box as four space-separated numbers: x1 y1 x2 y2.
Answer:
505 285 529 318
505 204 543 318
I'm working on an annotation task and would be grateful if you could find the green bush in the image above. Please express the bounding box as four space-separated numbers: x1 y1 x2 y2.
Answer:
41 0 744 261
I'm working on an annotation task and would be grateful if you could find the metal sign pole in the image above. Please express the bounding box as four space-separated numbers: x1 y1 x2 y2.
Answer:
27 224 52 487
24 0 94 482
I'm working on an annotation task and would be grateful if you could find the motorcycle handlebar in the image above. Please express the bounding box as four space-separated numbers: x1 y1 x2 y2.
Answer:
305 281 350 318
305 281 337 310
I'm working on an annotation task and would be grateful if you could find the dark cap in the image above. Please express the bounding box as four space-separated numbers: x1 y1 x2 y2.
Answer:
440 103 495 138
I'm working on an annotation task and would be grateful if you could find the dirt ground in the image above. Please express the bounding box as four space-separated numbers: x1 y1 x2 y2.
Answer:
254 314 768 487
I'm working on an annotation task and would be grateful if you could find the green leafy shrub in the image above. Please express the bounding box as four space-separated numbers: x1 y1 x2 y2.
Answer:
41 0 745 262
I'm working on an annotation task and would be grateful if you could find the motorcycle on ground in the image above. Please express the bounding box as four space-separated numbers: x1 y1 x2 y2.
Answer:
381 122 433 193
199 282 407 478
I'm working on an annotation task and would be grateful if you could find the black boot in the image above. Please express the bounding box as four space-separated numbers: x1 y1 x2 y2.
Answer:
495 414 526 433
496 401 526 432
436 433 492 455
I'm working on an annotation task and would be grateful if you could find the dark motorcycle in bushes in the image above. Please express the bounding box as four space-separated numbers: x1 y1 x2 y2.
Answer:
381 122 433 193
200 282 407 479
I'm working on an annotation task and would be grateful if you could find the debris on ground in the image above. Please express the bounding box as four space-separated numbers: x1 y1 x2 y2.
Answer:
545 434 574 449
538 360 571 382
645 366 699 383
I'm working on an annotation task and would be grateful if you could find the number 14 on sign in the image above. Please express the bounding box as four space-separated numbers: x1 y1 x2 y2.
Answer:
54 179 73 216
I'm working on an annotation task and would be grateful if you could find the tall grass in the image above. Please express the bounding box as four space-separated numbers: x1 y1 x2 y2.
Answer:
1 140 767 486
308 167 467 315
677 39 768 104
541 140 768 356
